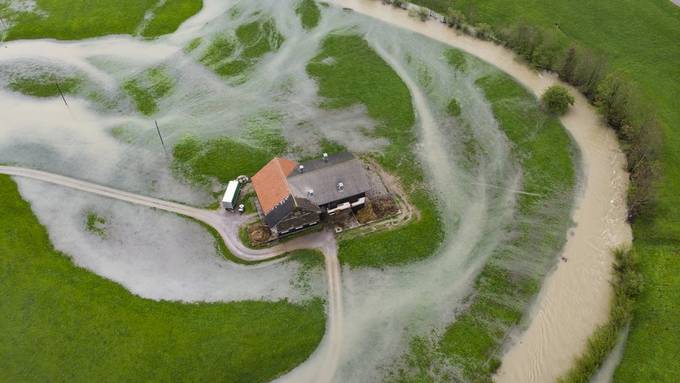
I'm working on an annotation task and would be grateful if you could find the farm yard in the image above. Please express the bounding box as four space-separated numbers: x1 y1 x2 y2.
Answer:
1 0 675 382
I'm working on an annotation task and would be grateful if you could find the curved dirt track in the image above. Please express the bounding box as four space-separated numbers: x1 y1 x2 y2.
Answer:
0 165 344 381
331 1 632 381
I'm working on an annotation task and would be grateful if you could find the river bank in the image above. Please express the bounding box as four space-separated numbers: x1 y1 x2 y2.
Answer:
330 1 632 381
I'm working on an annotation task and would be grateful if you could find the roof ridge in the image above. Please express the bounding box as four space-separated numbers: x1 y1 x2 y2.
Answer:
275 157 296 208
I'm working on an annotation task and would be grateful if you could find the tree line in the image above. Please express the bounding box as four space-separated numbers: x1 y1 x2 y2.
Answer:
440 8 661 221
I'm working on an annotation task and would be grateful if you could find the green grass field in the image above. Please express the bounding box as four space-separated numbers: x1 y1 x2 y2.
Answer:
123 66 175 115
296 0 321 30
198 17 284 79
7 73 81 98
307 34 444 267
409 0 680 380
141 0 203 38
0 175 325 383
1 0 202 40
171 134 280 187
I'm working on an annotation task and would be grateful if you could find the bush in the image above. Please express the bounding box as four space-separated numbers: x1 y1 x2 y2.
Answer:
572 50 608 100
504 24 542 60
447 98 461 116
531 29 562 70
558 46 579 84
627 157 659 220
499 24 562 70
446 8 466 29
596 72 636 129
541 85 574 115
475 23 494 40
417 7 429 21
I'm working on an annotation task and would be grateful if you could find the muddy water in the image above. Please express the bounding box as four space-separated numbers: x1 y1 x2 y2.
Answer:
332 1 632 381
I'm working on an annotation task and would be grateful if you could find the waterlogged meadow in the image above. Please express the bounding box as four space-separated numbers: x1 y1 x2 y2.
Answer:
0 0 578 381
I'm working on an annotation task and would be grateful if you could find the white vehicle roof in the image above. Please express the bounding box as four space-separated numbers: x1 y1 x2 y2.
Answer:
222 180 240 204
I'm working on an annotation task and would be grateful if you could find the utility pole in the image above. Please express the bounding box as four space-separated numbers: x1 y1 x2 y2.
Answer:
55 81 69 108
154 120 168 157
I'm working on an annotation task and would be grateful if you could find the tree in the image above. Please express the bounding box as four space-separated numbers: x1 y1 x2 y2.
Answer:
558 46 579 83
541 85 575 115
596 72 635 129
573 51 607 100
416 7 429 22
446 8 466 29
475 23 494 40
509 24 542 61
531 29 562 70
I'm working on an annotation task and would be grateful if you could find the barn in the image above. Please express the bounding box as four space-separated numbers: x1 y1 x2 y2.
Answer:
251 152 370 235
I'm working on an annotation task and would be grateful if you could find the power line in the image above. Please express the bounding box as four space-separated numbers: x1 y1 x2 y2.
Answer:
468 181 543 197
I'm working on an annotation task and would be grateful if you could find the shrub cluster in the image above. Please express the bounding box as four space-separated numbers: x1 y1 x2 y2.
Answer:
382 0 407 9
541 85 574 116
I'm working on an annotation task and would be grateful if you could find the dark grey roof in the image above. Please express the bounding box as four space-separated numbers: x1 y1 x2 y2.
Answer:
264 195 321 228
264 195 295 228
298 152 355 172
287 152 370 206
294 197 323 213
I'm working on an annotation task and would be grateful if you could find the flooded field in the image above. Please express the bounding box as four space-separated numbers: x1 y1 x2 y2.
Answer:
0 0 630 381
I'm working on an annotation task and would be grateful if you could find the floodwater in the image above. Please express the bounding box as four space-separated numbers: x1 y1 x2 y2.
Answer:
0 0 631 381
331 0 632 381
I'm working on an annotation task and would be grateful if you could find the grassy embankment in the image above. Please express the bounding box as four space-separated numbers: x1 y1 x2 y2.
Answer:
0 175 324 383
0 0 201 40
198 17 284 79
306 34 444 267
408 0 680 380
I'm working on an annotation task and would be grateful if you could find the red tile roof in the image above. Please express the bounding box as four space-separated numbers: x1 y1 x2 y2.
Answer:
252 157 298 214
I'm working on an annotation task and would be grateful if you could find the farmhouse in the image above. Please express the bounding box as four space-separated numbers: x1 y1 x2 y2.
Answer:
251 152 370 235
